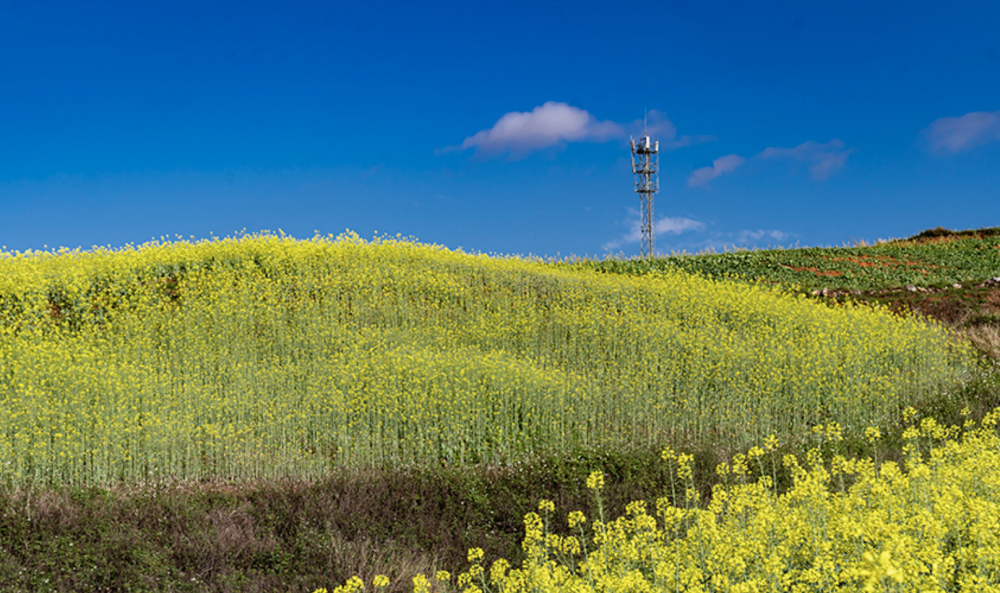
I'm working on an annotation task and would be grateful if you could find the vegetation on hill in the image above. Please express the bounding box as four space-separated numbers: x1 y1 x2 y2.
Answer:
0 227 996 592
577 226 1000 293
0 232 965 488
575 226 1000 361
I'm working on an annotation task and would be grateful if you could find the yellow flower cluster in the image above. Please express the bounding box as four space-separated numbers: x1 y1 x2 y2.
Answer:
0 232 970 486
384 411 1000 593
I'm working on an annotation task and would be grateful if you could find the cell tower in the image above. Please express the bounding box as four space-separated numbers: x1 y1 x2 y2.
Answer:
630 120 659 259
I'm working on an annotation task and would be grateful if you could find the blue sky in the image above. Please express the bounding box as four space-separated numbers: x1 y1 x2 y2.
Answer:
1 0 998 258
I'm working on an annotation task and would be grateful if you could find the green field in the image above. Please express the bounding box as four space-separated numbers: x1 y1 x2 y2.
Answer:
577 226 1000 291
0 227 998 592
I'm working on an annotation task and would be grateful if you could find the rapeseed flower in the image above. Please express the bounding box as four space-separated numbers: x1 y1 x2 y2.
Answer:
0 232 972 487
399 414 1000 592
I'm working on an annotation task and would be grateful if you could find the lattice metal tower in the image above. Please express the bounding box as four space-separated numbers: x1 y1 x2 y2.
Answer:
630 126 659 259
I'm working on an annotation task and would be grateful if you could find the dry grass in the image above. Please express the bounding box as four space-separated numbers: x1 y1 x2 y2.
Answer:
964 323 1000 361
321 537 441 593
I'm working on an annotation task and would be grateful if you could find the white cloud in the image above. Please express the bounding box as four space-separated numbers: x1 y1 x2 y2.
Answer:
925 110 1000 153
656 217 705 235
687 154 746 187
444 103 710 159
602 208 796 254
758 139 854 179
680 229 794 253
686 139 853 189
603 212 704 250
736 229 790 244
448 102 622 158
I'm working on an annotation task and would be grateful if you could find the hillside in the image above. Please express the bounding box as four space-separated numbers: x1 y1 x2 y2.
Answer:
0 231 968 487
576 226 1000 359
0 228 996 592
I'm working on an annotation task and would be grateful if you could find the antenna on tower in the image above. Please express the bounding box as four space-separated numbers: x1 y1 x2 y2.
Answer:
630 115 659 259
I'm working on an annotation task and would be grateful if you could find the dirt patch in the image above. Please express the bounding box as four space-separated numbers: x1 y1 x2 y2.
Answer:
865 288 1000 359
986 290 1000 314
830 255 893 268
910 293 975 325
833 256 885 268
810 285 1000 331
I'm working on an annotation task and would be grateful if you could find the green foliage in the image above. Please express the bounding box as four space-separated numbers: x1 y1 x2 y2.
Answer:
574 229 1000 292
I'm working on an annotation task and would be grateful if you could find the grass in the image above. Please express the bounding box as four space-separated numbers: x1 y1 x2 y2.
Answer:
0 226 997 591
576 226 1000 293
0 446 684 592
1 232 966 487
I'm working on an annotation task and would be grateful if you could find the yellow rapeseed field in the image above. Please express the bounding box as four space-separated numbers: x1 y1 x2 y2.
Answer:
332 410 1000 592
0 232 970 487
